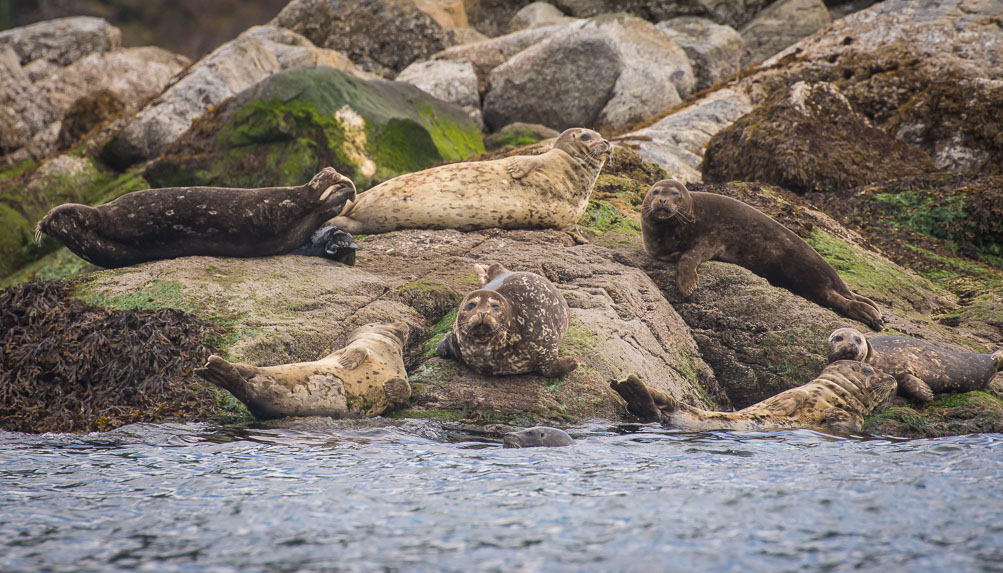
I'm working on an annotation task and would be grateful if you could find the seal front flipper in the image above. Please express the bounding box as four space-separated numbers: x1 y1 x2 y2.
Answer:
506 156 544 179
195 356 255 405
436 332 461 360
337 347 370 370
540 356 578 378
896 372 934 404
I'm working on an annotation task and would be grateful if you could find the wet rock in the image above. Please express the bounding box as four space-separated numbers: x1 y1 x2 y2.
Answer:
739 0 830 67
396 58 483 127
482 13 694 132
273 0 479 78
507 2 576 33
484 122 559 150
864 391 1003 438
702 81 935 194
618 87 753 183
145 66 484 191
656 16 742 91
0 16 120 66
102 26 357 168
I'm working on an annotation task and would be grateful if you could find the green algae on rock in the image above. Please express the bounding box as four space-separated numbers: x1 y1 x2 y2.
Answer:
145 67 485 191
864 391 1003 438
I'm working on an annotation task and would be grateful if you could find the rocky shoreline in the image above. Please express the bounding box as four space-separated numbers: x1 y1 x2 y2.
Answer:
2 0 1001 437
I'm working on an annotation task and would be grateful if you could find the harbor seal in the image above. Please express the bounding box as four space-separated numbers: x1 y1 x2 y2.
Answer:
436 263 577 377
328 128 611 236
827 327 1003 404
195 322 410 419
502 426 574 448
610 360 896 433
37 167 356 268
641 179 885 330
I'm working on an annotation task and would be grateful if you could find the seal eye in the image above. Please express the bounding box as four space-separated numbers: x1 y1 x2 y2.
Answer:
833 335 843 342
671 191 680 196
464 302 476 312
580 133 591 142
854 337 862 344
490 304 500 311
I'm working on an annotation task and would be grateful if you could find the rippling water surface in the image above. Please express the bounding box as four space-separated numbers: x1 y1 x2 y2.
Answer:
2 421 1002 572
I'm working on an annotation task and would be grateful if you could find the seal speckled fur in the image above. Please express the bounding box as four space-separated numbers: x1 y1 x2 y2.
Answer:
611 361 896 433
37 167 356 268
641 179 884 330
828 327 1003 404
437 263 577 377
329 128 611 234
196 323 410 419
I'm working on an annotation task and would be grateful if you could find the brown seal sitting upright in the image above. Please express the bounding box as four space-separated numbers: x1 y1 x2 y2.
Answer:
329 128 611 238
610 361 896 433
196 323 410 419
641 179 884 330
37 167 356 268
827 327 1003 404
437 263 578 377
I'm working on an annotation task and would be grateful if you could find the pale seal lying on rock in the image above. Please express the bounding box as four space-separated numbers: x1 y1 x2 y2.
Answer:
196 323 410 419
610 361 896 433
827 327 1003 404
503 426 574 448
641 179 885 330
37 167 356 268
437 263 577 377
329 128 611 238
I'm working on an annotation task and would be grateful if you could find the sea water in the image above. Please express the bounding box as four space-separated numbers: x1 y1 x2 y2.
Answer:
2 421 1001 572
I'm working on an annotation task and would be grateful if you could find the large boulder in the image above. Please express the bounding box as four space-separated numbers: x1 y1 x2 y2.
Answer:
551 0 773 30
738 0 830 66
395 58 483 127
702 81 935 193
507 2 576 32
145 66 485 190
482 13 694 132
272 0 483 78
619 87 753 183
0 16 120 66
102 26 358 168
656 16 742 91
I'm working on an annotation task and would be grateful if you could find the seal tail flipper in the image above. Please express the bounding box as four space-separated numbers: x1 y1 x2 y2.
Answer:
195 355 255 405
992 349 1003 371
610 374 673 422
539 356 578 378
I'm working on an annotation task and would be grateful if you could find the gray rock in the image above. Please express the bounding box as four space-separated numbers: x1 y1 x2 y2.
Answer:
482 13 694 132
657 16 742 90
739 0 831 67
0 16 120 66
619 87 753 182
396 59 483 127
102 25 357 168
552 0 772 30
508 2 576 33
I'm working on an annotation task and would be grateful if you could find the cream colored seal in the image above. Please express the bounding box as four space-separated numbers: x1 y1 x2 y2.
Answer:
196 323 410 419
610 360 895 433
329 128 611 235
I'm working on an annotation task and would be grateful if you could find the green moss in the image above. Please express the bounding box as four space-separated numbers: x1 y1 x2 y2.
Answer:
76 279 193 312
424 309 458 357
579 199 641 235
558 317 600 358
370 118 443 178
0 159 36 182
0 247 97 288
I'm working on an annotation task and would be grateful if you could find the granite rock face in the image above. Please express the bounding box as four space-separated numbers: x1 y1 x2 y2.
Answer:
0 16 120 66
657 16 742 90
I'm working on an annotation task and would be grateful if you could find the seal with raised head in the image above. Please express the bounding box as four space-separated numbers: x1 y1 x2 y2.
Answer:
37 167 356 268
641 179 885 330
195 322 410 420
436 263 578 377
827 327 1003 404
503 426 574 448
328 128 611 237
610 360 896 433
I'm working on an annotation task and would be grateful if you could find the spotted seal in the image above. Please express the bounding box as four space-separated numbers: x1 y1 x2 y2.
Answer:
641 179 884 330
436 263 577 377
195 323 410 419
328 128 611 238
37 167 356 268
503 426 574 448
827 327 1003 404
610 361 896 433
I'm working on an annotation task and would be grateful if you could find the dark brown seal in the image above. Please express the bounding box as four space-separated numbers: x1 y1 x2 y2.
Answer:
641 179 884 330
37 167 356 268
611 360 896 433
436 263 578 377
827 327 1003 404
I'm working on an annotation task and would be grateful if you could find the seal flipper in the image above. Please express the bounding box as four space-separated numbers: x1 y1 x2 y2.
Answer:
610 374 669 422
436 332 461 360
337 347 370 370
506 156 543 179
897 372 934 404
382 377 412 407
539 356 578 378
195 356 256 406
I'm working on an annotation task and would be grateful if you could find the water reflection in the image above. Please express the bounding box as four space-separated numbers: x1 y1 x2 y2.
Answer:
1 421 1002 572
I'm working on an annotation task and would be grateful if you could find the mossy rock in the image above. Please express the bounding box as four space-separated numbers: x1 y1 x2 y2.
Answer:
864 391 1003 438
0 155 150 278
145 67 485 191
